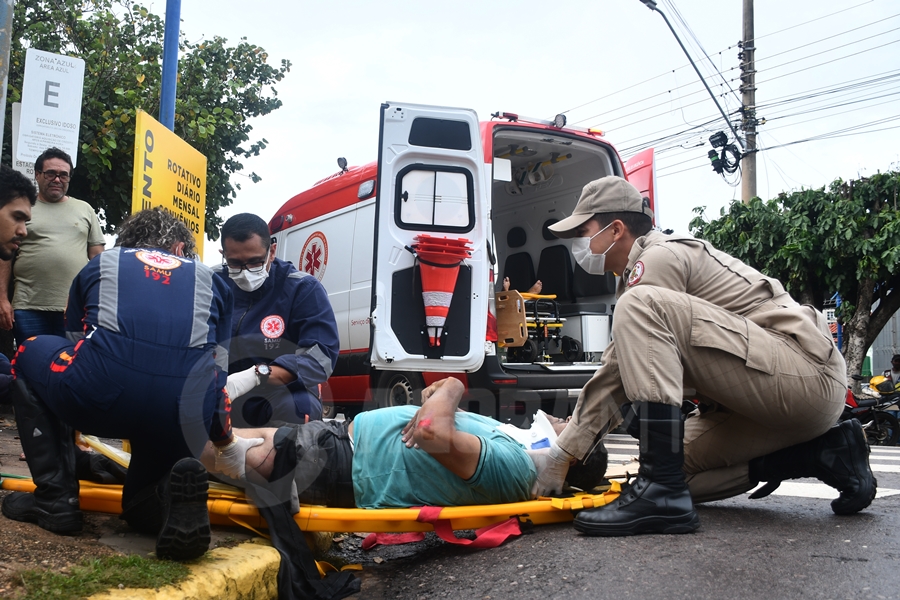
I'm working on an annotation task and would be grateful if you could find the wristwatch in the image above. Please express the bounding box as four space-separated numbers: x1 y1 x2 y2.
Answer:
255 363 271 385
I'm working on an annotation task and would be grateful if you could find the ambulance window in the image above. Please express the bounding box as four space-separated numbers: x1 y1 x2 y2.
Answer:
408 118 472 151
395 165 474 232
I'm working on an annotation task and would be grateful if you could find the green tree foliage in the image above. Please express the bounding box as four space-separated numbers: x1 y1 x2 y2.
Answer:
690 170 900 379
2 0 291 237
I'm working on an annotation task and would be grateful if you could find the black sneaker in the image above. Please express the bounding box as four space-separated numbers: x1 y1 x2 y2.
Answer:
155 458 210 561
1 491 83 534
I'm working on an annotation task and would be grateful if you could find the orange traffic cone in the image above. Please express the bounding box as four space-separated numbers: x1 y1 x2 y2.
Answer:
417 251 465 347
414 236 473 347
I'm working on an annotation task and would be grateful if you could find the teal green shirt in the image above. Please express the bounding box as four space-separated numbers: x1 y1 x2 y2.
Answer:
352 406 536 508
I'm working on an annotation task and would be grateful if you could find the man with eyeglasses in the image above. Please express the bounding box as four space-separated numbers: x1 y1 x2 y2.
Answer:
216 213 339 427
0 147 105 342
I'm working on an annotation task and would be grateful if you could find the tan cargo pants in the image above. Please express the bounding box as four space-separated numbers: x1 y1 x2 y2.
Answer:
563 285 846 503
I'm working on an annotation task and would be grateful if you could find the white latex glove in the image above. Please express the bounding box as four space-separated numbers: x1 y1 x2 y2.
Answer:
225 366 260 400
214 435 265 480
527 442 574 498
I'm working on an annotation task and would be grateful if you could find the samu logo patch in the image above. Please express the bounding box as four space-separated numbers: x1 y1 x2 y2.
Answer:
260 315 285 339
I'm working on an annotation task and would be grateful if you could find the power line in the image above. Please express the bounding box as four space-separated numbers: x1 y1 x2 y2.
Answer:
751 0 875 44
576 22 897 130
754 13 900 66
755 69 900 111
584 32 898 136
564 2 884 128
663 0 742 105
751 37 900 87
619 79 900 163
654 107 900 174
751 25 900 76
763 94 900 132
560 70 683 116
758 114 900 151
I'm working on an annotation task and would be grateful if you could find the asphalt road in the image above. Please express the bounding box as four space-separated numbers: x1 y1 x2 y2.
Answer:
355 434 900 600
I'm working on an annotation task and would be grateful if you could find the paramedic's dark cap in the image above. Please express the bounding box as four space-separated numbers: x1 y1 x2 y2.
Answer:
548 176 652 239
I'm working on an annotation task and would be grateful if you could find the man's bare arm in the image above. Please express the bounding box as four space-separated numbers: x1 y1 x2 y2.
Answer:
0 260 14 331
400 378 482 480
87 244 104 259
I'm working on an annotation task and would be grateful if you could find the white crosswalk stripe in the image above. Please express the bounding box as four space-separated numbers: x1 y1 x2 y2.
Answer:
601 435 900 501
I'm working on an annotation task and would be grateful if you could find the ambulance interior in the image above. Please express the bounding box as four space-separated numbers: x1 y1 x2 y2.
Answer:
491 129 620 365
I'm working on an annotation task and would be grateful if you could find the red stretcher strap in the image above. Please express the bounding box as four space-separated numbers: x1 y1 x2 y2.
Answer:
416 506 522 548
361 532 426 550
360 506 523 551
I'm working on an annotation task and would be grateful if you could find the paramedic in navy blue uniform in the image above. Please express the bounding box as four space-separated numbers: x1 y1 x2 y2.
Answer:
2 209 262 561
217 213 339 426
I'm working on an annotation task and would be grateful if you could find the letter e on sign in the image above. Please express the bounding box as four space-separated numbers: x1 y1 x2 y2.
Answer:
44 81 60 108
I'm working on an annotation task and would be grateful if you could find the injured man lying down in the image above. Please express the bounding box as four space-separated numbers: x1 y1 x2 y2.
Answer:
201 378 607 509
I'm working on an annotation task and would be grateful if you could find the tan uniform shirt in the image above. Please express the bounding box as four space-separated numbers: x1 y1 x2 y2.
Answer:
619 231 842 379
13 197 105 312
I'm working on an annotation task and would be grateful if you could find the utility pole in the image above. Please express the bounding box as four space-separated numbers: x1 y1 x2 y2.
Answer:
159 0 181 131
740 0 757 203
0 0 13 154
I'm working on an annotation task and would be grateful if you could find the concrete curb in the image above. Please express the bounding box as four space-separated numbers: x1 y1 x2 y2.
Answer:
88 539 281 600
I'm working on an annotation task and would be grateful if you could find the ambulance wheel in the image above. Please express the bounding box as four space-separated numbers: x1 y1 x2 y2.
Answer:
375 371 424 408
321 401 336 419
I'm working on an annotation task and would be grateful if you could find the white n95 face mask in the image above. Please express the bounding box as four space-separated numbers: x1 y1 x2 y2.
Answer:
230 255 271 292
571 223 615 275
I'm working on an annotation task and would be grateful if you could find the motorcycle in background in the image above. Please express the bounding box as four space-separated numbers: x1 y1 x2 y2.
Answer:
841 374 900 446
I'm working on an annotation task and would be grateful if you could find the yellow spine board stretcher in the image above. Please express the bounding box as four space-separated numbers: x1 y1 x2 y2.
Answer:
0 476 622 533
0 434 627 534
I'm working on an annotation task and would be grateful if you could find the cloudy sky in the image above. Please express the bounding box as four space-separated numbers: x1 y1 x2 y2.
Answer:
161 0 898 264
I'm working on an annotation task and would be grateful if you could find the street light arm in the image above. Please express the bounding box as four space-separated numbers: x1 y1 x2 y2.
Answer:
638 0 745 150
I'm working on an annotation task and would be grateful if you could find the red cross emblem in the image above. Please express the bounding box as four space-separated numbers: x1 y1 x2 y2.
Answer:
260 315 285 339
135 250 182 270
300 232 328 281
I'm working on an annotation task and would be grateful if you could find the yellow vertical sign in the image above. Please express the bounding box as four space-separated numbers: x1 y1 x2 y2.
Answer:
131 109 207 256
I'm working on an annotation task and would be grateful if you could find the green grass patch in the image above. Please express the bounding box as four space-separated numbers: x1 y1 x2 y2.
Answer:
16 555 190 600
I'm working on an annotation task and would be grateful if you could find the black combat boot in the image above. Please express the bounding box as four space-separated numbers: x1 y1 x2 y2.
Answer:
120 484 165 535
155 458 210 561
748 419 876 515
1 379 82 534
574 402 699 536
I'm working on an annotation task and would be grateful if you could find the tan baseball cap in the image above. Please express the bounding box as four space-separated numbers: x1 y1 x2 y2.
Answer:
548 176 652 239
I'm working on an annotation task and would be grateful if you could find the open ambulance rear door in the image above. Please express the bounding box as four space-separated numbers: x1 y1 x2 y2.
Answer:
369 102 490 373
624 148 659 225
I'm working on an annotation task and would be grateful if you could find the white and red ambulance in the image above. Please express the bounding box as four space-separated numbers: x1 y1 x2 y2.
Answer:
268 102 656 422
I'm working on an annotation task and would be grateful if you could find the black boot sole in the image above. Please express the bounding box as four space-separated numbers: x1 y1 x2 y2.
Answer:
574 511 700 537
832 475 878 516
1 492 83 534
831 420 878 515
156 459 210 561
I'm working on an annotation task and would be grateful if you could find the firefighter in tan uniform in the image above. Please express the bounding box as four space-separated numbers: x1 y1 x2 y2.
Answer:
530 176 876 536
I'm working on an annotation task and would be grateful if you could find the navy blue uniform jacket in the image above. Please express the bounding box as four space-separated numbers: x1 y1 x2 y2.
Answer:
217 257 339 421
64 247 234 440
